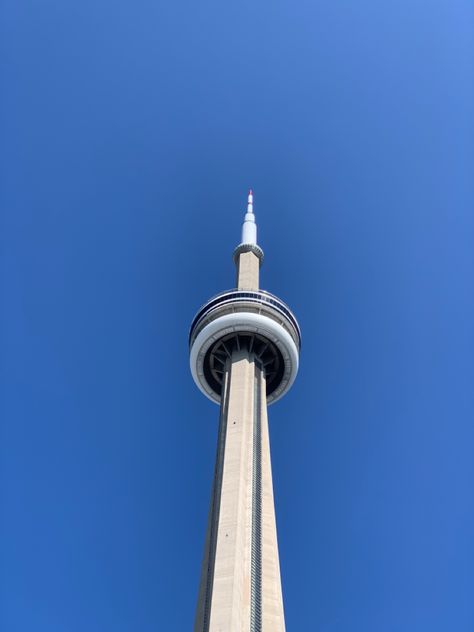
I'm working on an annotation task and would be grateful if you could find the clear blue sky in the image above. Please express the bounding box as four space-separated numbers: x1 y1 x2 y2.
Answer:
1 1 473 630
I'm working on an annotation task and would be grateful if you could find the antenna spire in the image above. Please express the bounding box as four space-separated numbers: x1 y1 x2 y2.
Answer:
247 189 254 214
242 189 257 245
233 189 264 267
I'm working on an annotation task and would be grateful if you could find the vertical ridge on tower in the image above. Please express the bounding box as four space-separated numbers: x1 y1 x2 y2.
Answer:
251 362 262 632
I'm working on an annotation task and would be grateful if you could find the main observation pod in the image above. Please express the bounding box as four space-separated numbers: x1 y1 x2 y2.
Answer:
189 289 301 405
189 190 301 405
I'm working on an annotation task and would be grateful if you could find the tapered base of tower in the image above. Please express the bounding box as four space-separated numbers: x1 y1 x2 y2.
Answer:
194 349 286 632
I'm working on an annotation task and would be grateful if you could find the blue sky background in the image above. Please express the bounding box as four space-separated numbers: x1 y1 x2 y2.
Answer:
1 1 473 630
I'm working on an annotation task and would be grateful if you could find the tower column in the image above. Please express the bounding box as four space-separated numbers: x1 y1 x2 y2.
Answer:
190 191 300 632
237 251 260 290
208 349 254 631
194 349 255 632
194 348 287 631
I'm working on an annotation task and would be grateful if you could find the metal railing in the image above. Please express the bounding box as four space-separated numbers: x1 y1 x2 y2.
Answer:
189 289 301 349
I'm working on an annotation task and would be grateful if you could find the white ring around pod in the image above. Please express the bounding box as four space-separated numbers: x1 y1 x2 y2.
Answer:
190 312 299 405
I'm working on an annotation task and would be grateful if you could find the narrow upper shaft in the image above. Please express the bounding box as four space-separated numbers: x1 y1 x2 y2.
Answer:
237 251 260 290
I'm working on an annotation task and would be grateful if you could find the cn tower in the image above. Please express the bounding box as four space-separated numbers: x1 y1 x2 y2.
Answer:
189 191 301 631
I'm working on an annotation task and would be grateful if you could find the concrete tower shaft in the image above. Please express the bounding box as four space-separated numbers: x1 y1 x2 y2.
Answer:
194 350 285 631
190 192 300 632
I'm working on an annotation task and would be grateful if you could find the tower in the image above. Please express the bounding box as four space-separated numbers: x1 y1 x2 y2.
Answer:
189 191 301 631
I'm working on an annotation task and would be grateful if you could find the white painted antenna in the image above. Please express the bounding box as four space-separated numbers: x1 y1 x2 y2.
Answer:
241 189 257 245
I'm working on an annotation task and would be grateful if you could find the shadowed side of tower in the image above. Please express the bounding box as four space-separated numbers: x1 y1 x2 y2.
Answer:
190 192 300 632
